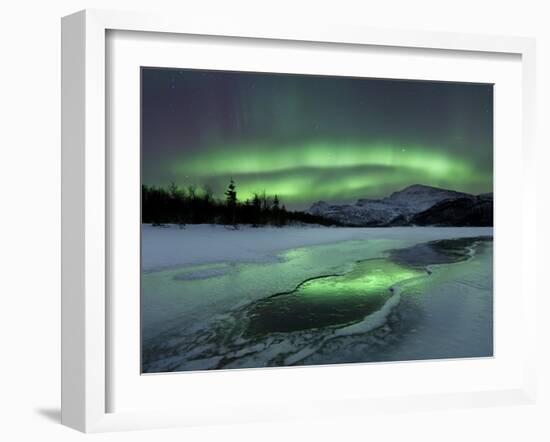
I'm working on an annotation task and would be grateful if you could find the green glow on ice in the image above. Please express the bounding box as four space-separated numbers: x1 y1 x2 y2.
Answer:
247 258 425 335
297 259 423 300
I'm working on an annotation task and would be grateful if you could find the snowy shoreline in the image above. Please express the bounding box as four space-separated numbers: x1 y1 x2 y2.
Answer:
141 224 493 272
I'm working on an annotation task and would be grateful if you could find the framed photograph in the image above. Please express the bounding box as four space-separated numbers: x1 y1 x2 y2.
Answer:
61 9 537 432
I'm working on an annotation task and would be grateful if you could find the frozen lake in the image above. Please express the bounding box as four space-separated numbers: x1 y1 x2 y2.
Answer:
141 225 493 373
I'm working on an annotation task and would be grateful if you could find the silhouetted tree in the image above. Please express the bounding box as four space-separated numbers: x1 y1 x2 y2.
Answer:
251 193 262 227
186 184 196 200
141 183 340 228
280 204 288 226
224 178 238 227
272 195 281 226
203 185 213 204
260 190 269 211
166 182 185 228
168 181 178 198
273 195 280 210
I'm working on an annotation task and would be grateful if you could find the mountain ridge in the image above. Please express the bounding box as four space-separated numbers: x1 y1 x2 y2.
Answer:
308 184 493 227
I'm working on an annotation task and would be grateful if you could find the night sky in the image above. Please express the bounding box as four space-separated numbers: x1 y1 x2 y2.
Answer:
142 68 493 210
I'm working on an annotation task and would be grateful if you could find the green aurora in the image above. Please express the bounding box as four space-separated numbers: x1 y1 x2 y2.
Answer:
142 69 493 209
169 141 490 205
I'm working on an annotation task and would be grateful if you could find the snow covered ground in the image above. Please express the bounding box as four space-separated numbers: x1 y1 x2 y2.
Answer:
142 224 493 271
141 224 493 373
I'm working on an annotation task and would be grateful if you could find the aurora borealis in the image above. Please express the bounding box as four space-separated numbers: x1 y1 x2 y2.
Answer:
142 68 493 209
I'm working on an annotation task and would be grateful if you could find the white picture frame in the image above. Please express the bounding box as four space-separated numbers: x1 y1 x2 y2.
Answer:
61 9 537 433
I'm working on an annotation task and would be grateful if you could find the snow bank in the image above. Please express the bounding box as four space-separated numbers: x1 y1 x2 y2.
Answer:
142 224 493 271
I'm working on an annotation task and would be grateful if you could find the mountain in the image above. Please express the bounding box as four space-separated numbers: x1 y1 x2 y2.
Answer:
410 193 493 226
308 185 493 227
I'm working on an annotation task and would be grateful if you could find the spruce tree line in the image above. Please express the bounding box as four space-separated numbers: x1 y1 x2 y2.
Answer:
142 179 340 227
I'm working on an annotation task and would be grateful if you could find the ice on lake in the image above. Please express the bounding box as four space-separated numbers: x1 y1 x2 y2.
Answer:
141 225 493 373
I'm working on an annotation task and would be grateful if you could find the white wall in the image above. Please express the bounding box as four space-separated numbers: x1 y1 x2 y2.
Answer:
0 1 548 441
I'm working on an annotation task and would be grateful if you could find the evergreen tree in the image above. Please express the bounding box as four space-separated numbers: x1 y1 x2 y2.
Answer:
203 185 213 204
224 178 238 227
168 181 179 198
186 185 197 223
273 195 280 210
141 182 338 228
252 193 262 227
260 190 269 211
186 184 197 200
272 195 281 226
280 204 288 226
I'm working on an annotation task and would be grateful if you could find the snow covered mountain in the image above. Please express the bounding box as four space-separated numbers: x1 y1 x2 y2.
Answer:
308 185 492 226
